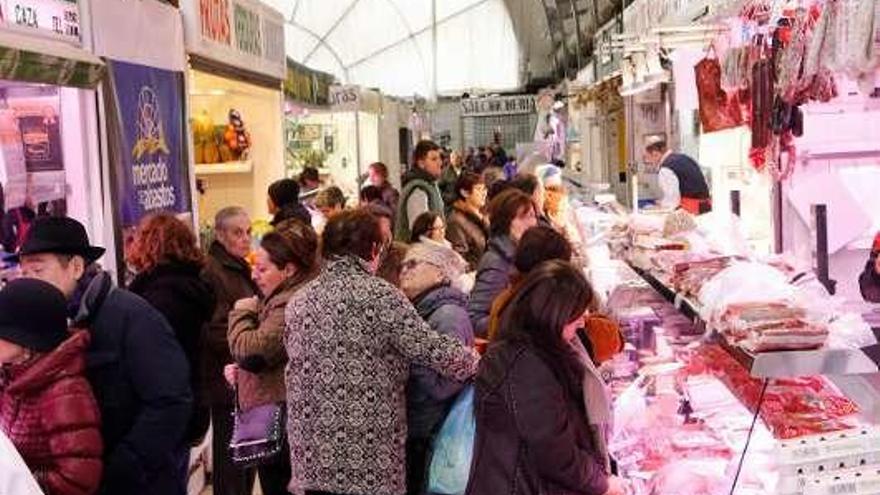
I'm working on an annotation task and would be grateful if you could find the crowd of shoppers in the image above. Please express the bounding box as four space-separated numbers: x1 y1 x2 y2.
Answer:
0 138 623 495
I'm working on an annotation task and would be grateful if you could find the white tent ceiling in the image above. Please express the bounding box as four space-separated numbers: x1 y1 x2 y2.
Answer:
263 0 526 98
264 0 632 97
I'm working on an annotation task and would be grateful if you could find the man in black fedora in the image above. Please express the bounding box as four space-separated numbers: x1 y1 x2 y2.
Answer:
13 216 193 495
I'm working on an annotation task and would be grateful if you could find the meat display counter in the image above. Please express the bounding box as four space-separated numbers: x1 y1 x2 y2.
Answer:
627 264 880 378
576 204 880 495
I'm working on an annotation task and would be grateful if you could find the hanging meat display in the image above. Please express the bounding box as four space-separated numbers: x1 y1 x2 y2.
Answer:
695 53 745 133
742 4 840 180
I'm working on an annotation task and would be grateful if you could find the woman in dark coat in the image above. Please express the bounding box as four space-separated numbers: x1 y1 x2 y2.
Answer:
860 234 880 303
399 240 473 495
268 178 312 227
468 189 537 338
127 213 215 452
446 171 489 271
467 260 623 495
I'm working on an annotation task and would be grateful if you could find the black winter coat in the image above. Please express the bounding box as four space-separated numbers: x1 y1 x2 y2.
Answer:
70 270 193 495
467 340 609 495
271 202 312 227
859 258 880 303
446 203 489 272
201 242 259 405
468 235 516 338
129 261 216 444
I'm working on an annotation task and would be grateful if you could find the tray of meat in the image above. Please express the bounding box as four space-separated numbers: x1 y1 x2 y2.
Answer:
670 258 734 296
720 302 805 325
633 235 689 251
741 323 829 353
686 346 861 440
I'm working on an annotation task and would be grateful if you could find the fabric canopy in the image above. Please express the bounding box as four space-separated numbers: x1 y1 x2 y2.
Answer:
0 30 104 89
265 0 521 97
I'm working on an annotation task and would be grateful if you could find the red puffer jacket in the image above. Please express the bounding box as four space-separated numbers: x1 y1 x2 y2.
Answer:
0 331 103 495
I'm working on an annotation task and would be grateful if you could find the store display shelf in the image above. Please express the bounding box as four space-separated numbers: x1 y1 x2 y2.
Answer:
718 338 879 378
195 160 252 175
628 264 701 322
627 262 880 378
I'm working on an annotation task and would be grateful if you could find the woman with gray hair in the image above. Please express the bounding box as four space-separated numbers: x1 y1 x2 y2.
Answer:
399 240 473 495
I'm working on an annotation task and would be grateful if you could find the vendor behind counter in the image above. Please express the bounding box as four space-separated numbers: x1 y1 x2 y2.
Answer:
643 138 711 215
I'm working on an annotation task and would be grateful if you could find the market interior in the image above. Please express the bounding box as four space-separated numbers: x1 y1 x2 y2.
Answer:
0 1 879 495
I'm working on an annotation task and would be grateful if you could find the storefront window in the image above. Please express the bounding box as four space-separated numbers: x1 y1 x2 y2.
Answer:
190 69 285 227
0 82 68 255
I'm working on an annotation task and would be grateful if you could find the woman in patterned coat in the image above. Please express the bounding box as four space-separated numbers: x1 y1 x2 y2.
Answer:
284 208 480 495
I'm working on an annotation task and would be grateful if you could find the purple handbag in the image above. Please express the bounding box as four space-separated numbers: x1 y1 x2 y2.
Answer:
229 387 286 467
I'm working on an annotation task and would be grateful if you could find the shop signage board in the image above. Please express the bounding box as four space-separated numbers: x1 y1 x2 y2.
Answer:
108 60 191 226
181 0 285 81
0 0 81 43
329 84 360 112
460 95 536 118
284 59 333 106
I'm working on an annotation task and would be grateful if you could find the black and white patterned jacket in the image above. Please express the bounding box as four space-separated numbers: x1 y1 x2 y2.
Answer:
284 255 479 495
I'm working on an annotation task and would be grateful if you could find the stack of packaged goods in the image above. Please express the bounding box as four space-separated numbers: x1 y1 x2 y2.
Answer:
718 303 828 352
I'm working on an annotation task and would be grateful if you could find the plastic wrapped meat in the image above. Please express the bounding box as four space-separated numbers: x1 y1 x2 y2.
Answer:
740 322 829 352
721 303 805 324
669 257 734 296
687 345 860 439
647 459 728 495
607 286 669 315
698 262 796 321
663 210 697 238
716 302 828 351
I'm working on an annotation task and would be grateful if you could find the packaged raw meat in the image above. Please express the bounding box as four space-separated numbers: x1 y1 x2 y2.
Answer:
687 345 860 440
647 459 728 495
741 324 829 353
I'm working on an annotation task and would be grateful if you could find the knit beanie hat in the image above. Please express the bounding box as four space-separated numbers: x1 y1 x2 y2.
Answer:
535 163 563 188
403 240 468 286
0 278 69 353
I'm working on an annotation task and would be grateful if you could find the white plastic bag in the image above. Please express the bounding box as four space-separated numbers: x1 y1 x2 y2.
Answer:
0 430 43 495
698 262 796 322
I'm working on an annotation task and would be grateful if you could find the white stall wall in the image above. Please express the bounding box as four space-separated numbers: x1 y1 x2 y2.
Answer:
378 97 405 189
782 81 880 301
61 87 104 244
699 126 773 255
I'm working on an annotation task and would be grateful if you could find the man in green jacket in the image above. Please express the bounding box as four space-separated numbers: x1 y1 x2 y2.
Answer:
395 140 444 241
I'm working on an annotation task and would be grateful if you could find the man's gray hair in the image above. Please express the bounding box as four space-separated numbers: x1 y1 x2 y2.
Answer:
214 207 248 231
